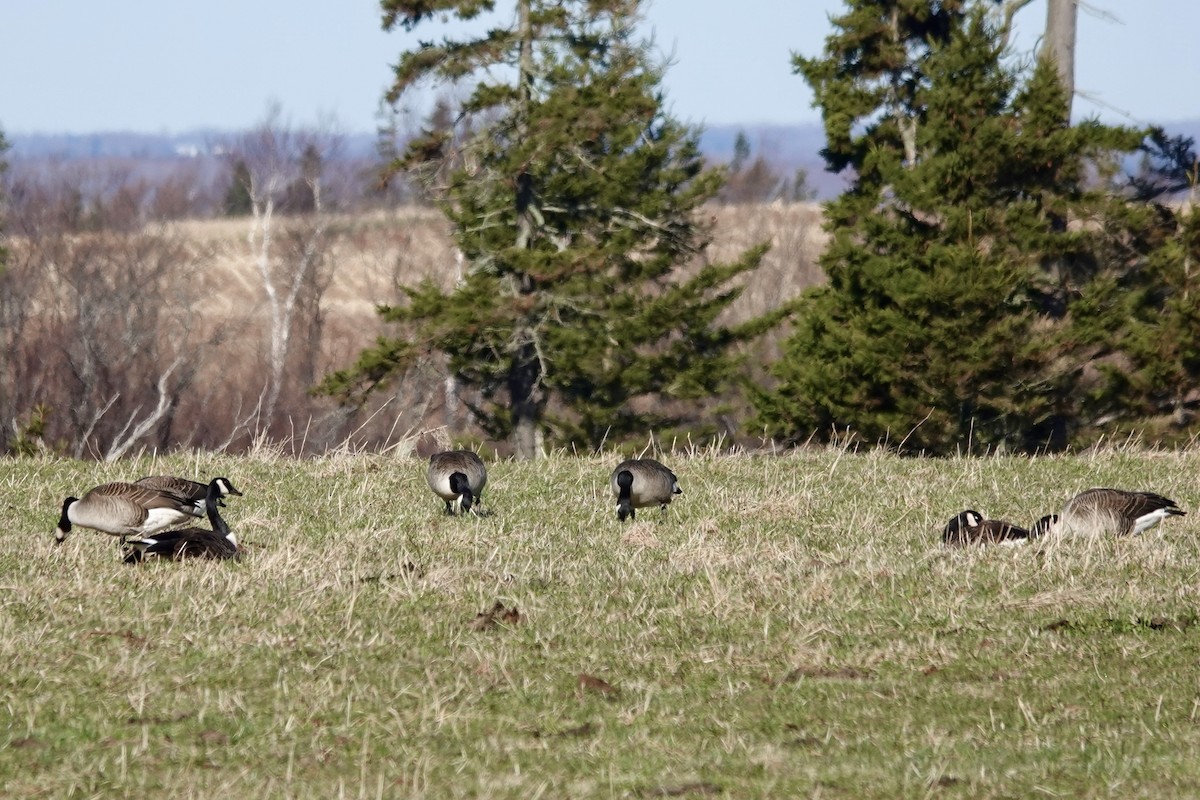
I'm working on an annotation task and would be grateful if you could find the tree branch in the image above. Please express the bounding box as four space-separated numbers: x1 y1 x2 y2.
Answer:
994 0 1036 49
104 356 183 461
73 393 119 460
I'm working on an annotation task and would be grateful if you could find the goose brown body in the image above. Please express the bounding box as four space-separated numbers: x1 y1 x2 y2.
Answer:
55 482 199 543
1048 488 1186 537
135 475 242 515
427 450 488 515
610 458 682 522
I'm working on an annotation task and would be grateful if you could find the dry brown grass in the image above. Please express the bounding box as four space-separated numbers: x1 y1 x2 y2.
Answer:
705 202 827 325
6 447 1200 797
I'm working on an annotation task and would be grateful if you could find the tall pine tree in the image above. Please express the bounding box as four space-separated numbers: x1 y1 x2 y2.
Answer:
1096 131 1200 437
754 1 1143 453
320 0 780 457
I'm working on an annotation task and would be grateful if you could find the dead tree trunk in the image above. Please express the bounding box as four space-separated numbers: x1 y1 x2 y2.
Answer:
1042 0 1078 120
889 6 917 166
250 198 329 431
229 108 340 442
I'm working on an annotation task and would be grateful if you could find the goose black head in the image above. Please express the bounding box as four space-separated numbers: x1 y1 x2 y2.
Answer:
942 509 983 542
55 497 78 543
615 470 635 522
450 471 474 514
211 477 243 498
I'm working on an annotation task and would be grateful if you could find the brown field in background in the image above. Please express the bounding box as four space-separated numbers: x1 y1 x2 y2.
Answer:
179 201 826 347
7 202 828 455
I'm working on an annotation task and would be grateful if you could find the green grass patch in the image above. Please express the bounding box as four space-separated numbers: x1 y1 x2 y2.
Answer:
4 447 1200 797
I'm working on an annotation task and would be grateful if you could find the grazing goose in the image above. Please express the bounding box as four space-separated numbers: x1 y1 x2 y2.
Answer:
123 479 239 563
55 482 198 543
610 458 682 522
135 475 243 516
1042 488 1186 537
427 450 488 515
942 509 1042 546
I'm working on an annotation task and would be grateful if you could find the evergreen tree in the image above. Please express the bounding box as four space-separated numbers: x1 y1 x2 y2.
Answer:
320 0 781 457
720 132 785 205
788 167 817 203
282 143 322 214
755 2 1143 453
1100 132 1200 434
730 131 751 174
223 159 253 217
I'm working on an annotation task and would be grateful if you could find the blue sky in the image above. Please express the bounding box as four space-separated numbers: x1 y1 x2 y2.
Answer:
1 1 1197 135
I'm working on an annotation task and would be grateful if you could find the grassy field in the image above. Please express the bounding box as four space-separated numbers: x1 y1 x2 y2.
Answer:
4 446 1200 798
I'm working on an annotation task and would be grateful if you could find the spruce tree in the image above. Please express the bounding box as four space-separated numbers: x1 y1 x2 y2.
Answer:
223 159 253 217
1097 132 1200 435
320 0 779 457
755 2 1143 453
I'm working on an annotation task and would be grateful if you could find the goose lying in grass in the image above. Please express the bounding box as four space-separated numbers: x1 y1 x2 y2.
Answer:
123 478 239 563
610 458 682 522
942 509 1052 546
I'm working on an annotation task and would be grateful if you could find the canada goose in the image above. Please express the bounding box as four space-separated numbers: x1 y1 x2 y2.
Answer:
135 475 242 516
1042 488 1186 537
123 479 239 563
610 458 682 522
942 509 1041 546
55 482 198 543
427 450 487 515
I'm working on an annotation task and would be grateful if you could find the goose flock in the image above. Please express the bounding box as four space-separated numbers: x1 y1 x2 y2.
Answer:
52 452 685 562
54 449 1182 562
424 451 683 522
943 488 1187 546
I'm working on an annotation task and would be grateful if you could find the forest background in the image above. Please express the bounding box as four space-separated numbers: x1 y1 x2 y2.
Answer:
1 0 1198 461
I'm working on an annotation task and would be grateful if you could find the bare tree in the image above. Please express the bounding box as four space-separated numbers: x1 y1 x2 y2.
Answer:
228 106 342 437
0 208 213 457
0 137 376 457
990 0 1036 48
1042 0 1078 119
60 232 211 458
